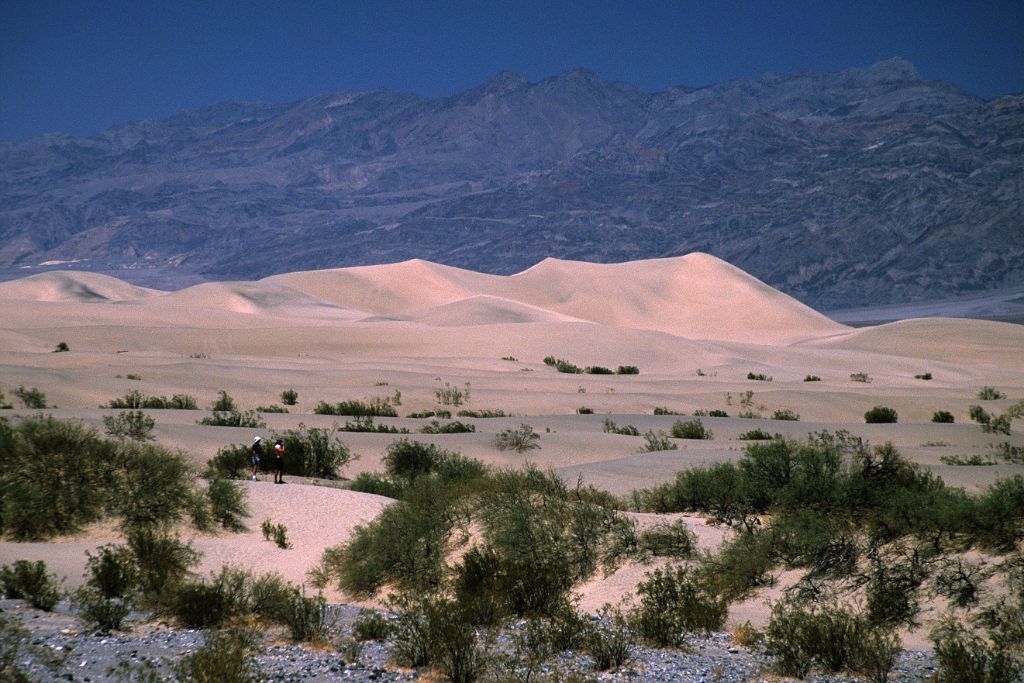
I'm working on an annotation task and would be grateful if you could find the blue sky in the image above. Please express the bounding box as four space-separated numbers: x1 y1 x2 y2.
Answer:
1 0 1022 142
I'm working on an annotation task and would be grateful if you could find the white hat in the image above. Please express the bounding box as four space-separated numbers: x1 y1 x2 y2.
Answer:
253 436 262 442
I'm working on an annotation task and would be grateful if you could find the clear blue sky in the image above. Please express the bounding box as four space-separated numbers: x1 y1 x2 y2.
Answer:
1 0 1022 142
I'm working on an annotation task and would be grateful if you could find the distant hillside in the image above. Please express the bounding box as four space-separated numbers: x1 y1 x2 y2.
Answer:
1 58 1022 309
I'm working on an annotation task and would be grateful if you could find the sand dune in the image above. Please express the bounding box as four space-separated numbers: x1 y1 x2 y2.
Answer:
1 255 1022 646
0 270 159 303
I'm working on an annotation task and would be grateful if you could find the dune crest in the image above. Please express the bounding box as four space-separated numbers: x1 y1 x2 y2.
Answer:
0 270 159 303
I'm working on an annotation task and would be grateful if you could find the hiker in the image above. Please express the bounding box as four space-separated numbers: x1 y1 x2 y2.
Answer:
273 438 286 484
250 436 263 481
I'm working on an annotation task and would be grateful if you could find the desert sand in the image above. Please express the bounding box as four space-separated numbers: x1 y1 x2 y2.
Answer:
1 253 1022 647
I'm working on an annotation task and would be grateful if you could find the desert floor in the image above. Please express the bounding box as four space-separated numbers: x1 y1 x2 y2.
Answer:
1 254 1022 650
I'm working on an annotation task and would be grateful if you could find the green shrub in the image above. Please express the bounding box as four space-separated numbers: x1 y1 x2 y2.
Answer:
632 565 727 646
273 523 290 549
850 372 872 383
13 386 47 408
747 372 772 381
639 430 677 452
766 602 901 682
314 397 398 417
347 472 405 498
915 372 933 380
256 404 288 413
969 405 1012 435
280 389 298 405
577 406 595 414
389 592 483 681
456 409 506 418
339 415 408 433
0 390 12 409
210 390 236 411
931 618 1021 683
0 560 61 610
73 590 131 633
419 420 476 434
543 356 582 374
804 374 822 382
585 366 614 375
653 406 681 415
115 442 195 532
408 409 452 419
671 419 713 439
864 406 898 424
616 365 640 375
103 410 155 441
932 410 955 423
53 341 69 352
206 479 248 532
175 626 261 682
979 386 1006 400
637 521 696 559
603 419 640 436
105 390 198 409
274 424 357 478
771 409 800 421
353 609 393 641
494 424 541 452
435 381 471 407
197 410 267 428
127 529 200 609
83 545 137 600
586 605 634 671
738 429 775 440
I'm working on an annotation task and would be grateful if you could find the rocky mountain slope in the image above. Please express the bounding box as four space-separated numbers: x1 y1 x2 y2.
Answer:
1 58 1021 309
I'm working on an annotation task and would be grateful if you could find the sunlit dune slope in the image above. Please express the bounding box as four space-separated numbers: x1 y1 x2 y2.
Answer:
0 270 159 303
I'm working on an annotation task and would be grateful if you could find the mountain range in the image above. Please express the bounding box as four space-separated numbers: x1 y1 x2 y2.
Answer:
1 58 1021 310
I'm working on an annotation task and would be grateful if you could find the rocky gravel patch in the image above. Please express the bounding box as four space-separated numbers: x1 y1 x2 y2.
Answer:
2 599 937 682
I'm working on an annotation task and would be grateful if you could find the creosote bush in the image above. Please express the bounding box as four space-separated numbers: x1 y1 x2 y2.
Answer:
804 374 822 382
603 419 640 436
670 419 713 439
457 408 506 418
314 396 398 417
771 408 800 421
978 386 1006 400
13 386 47 408
639 430 677 453
197 410 266 428
631 565 727 646
850 372 872 383
494 423 541 452
864 406 898 424
280 389 298 405
0 560 62 610
103 410 155 441
105 390 197 409
932 410 955 423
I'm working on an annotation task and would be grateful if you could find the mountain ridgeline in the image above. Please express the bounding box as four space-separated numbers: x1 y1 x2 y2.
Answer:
1 58 1021 309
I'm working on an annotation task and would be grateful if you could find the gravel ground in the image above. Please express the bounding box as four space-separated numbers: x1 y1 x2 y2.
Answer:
2 599 938 682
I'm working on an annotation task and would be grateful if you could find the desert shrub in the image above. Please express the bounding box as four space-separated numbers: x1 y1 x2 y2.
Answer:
766 601 901 682
864 546 926 628
932 410 955 423
83 545 137 600
171 566 253 629
850 372 872 383
272 523 290 549
586 605 634 671
577 406 595 414
103 410 155 441
210 390 236 411
616 365 640 375
206 444 251 479
54 341 70 352
632 565 727 646
639 429 677 452
603 418 640 436
115 442 195 532
738 429 775 440
256 404 288 413
314 397 398 417
969 405 1012 435
105 390 198 409
248 572 294 620
494 423 541 452
991 442 1024 464
198 410 267 428
941 454 997 466
175 626 261 683
339 415 408 433
347 472 404 498
864 406 898 423
13 386 47 408
543 356 582 374
692 408 729 417
280 389 298 405
653 406 681 415
636 521 696 559
0 391 12 409
385 439 452 480
390 593 483 680
0 560 61 610
74 589 131 633
206 478 248 532
353 609 393 641
915 372 933 380
585 366 614 375
747 372 772 381
979 386 1006 400
420 420 476 433
771 409 800 421
804 374 822 382
127 529 200 609
700 530 777 599
457 408 506 418
408 409 451 419
931 617 1021 683
435 382 471 407
275 424 357 478
671 419 712 439
933 557 986 609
